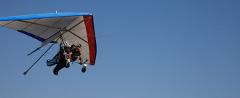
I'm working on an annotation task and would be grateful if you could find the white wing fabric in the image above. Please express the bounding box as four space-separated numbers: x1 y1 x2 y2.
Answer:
0 12 96 65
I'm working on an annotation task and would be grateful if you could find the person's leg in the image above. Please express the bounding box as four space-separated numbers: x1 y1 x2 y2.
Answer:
65 62 70 68
47 53 59 66
53 59 67 75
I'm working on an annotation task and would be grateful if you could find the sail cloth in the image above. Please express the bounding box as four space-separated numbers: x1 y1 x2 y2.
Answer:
0 12 96 65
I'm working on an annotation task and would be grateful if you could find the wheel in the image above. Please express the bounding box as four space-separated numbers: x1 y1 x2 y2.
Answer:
81 66 86 73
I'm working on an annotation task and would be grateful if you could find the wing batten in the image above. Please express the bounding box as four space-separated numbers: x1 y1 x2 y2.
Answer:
68 30 88 43
0 21 15 27
18 20 62 29
19 20 39 31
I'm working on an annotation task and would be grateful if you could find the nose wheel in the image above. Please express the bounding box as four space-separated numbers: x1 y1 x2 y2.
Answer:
81 66 86 73
81 64 88 73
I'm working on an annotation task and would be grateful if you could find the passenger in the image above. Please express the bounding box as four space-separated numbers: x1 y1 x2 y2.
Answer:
70 44 82 64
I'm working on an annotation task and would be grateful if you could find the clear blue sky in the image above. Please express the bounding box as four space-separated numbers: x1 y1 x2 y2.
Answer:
0 0 240 98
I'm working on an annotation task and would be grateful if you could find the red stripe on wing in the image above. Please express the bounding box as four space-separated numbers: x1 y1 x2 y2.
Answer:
84 16 97 65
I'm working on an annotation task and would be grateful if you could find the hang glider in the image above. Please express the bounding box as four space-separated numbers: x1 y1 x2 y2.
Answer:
0 12 97 75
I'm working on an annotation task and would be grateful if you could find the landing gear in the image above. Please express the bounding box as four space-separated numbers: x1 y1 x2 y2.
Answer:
81 66 86 73
81 64 88 73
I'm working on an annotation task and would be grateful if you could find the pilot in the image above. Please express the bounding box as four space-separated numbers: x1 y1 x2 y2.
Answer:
47 44 72 75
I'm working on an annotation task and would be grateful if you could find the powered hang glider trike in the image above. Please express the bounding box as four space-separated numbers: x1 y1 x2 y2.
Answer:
0 12 97 75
